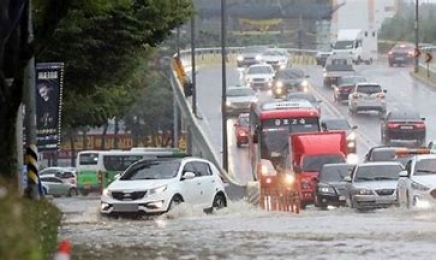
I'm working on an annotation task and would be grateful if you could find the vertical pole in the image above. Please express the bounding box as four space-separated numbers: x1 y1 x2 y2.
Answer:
414 0 419 73
190 14 197 116
24 0 40 199
17 104 24 195
221 0 228 172
174 0 181 149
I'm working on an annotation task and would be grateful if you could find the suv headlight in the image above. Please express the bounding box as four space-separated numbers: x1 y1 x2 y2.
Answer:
347 132 356 140
255 55 262 61
276 81 283 87
357 189 372 195
411 181 430 191
301 80 309 87
102 189 112 197
237 55 243 61
226 100 231 107
319 187 333 193
285 174 295 184
149 185 167 195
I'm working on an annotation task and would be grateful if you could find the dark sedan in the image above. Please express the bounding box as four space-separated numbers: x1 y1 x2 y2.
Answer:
381 110 426 146
272 68 310 98
388 44 415 67
315 163 355 208
286 92 321 114
333 75 368 103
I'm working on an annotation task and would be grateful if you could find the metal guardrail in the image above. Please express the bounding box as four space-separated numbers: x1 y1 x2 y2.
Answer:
170 47 318 188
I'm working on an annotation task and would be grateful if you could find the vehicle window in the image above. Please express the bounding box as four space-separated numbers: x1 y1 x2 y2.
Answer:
388 111 420 121
354 164 403 181
79 153 99 165
194 162 213 177
414 159 436 175
63 172 74 178
319 165 353 182
42 177 62 183
227 88 255 97
334 41 354 49
370 150 396 161
340 77 367 85
239 116 249 126
40 169 58 175
302 154 346 172
323 120 351 130
103 155 145 172
120 160 180 180
183 162 196 174
356 84 382 94
276 69 304 79
262 117 320 133
248 66 273 74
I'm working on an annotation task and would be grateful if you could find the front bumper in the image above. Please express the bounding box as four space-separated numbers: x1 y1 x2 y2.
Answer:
352 194 397 209
100 194 171 215
317 193 346 206
249 82 272 90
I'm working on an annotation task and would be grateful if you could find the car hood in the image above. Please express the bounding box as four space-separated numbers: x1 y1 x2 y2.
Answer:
353 180 398 190
246 73 274 78
227 95 257 103
108 178 172 191
412 175 436 188
277 78 304 84
242 53 262 58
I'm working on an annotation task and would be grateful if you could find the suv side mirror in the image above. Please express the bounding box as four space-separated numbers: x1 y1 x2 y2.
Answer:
383 89 387 93
343 176 352 183
421 117 426 121
399 170 409 178
182 171 196 180
305 75 310 78
352 125 358 130
234 123 238 127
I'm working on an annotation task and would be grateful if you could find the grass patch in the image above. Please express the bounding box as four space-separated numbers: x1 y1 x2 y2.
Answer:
0 179 62 260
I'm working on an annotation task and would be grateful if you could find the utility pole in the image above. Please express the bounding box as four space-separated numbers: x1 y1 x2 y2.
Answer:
221 0 228 172
24 0 40 200
190 14 197 116
16 104 24 195
414 0 419 73
174 26 180 148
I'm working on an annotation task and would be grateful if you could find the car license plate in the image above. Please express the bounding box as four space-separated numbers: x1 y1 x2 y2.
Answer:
113 204 138 212
84 183 90 189
396 57 404 60
401 126 413 129
364 96 374 100
339 196 345 201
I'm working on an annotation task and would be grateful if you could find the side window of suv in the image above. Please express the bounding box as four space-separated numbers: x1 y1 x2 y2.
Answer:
193 162 213 177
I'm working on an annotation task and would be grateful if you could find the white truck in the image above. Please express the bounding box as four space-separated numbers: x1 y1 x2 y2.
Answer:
331 29 377 65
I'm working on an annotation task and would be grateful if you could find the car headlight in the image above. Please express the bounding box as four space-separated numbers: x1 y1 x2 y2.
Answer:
347 141 355 148
347 132 356 140
319 187 333 193
357 189 373 195
346 153 359 164
301 182 310 190
323 72 328 77
252 97 258 103
275 88 282 94
301 80 309 87
255 55 262 61
276 81 283 87
411 181 430 191
102 189 111 197
285 174 295 184
237 55 243 61
226 100 231 107
149 185 167 195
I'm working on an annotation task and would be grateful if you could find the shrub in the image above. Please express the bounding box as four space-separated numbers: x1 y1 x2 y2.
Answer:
0 179 62 260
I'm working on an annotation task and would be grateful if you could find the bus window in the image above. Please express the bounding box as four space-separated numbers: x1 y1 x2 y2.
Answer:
103 155 145 172
79 153 99 165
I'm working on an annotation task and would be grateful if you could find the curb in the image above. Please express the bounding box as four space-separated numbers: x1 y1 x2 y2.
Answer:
410 71 436 88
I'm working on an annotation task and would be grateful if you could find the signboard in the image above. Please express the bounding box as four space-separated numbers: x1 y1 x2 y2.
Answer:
35 63 65 151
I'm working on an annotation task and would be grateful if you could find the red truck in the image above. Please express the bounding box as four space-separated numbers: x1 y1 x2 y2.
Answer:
290 131 348 208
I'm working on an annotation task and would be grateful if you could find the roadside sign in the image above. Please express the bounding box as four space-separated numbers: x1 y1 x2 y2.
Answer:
425 52 433 63
415 48 421 58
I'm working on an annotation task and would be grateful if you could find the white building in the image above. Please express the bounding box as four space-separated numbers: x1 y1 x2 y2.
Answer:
330 0 399 41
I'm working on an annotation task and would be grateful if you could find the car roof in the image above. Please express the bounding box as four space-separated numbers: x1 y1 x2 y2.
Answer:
414 154 436 161
322 163 353 168
388 109 421 119
356 82 381 87
357 161 402 167
248 64 273 68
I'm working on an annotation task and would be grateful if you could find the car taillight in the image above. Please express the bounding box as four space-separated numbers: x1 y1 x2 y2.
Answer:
415 122 426 128
352 94 361 99
239 130 247 136
408 51 414 57
376 93 385 99
387 123 399 128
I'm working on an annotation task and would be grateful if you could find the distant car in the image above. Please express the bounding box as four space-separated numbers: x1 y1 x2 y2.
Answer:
225 86 257 116
381 110 426 146
315 163 354 208
397 154 436 208
388 43 415 67
244 64 275 90
321 118 358 154
41 175 78 197
364 146 431 167
348 83 387 117
40 166 77 186
236 46 269 67
233 113 249 148
286 92 322 114
315 51 332 66
272 68 310 98
260 48 289 71
343 161 404 210
101 157 228 216
333 75 368 103
428 141 436 154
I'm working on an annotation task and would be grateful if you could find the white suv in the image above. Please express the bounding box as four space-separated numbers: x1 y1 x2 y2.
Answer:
101 157 228 216
348 83 387 116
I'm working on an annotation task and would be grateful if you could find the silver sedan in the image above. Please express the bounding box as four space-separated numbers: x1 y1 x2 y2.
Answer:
343 161 404 210
41 175 79 197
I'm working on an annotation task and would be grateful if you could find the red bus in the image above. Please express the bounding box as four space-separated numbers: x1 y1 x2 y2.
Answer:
249 100 321 179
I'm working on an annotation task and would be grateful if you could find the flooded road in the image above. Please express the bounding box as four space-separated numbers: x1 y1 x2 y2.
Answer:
56 197 436 260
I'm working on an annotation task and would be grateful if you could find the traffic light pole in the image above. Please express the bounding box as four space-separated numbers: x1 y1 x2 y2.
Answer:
221 0 228 172
414 0 419 73
190 14 197 117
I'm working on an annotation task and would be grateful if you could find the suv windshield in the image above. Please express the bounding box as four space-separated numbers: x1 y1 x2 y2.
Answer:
415 159 436 175
334 41 354 49
340 76 366 85
276 69 304 79
354 164 403 182
302 154 346 172
120 160 180 180
248 66 273 74
323 119 351 130
356 85 382 94
320 165 353 182
227 88 255 97
239 116 249 126
79 153 98 165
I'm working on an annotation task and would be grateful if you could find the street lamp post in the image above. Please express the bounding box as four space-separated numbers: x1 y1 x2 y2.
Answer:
414 0 419 73
190 14 197 116
221 0 228 172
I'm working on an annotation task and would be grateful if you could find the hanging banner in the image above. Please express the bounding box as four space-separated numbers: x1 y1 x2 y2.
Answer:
35 62 64 152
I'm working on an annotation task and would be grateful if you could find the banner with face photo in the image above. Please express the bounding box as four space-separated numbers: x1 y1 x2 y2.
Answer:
35 62 64 151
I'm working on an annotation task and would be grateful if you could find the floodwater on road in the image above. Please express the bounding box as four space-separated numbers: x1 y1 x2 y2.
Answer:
56 197 436 260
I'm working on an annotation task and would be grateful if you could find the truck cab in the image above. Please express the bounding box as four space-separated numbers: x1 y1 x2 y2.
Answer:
332 29 375 65
290 131 349 207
